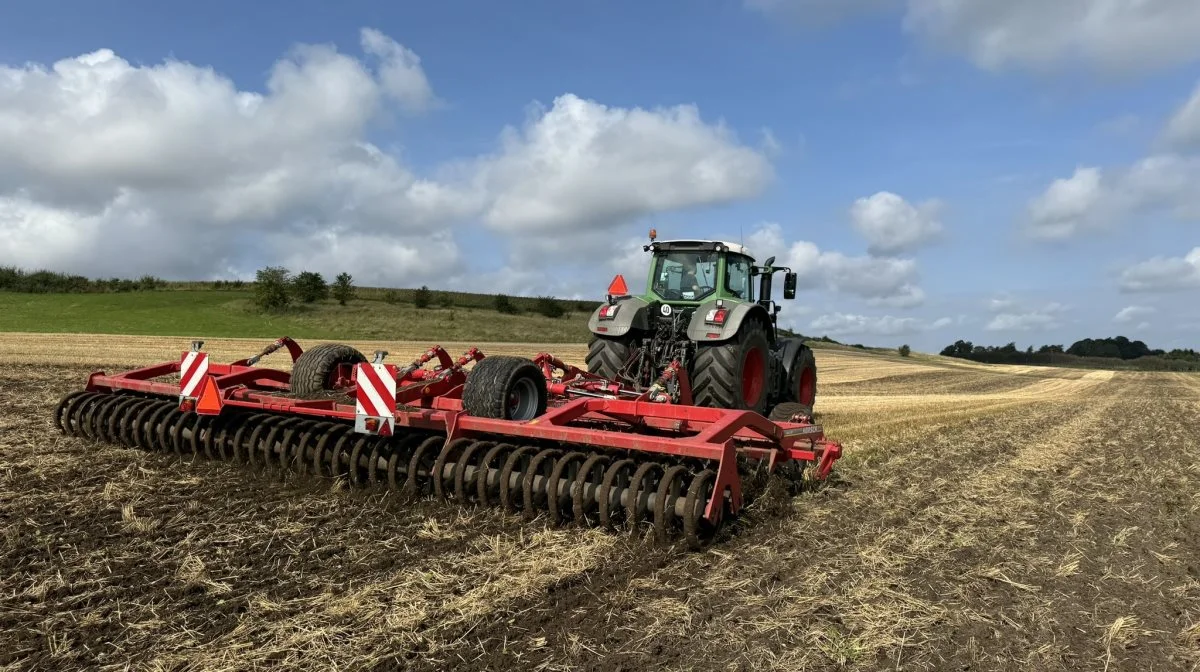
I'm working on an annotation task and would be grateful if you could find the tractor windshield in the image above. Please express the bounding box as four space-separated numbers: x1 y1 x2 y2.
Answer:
651 250 719 301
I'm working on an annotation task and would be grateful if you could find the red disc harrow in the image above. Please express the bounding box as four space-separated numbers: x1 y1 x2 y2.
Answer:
54 337 842 549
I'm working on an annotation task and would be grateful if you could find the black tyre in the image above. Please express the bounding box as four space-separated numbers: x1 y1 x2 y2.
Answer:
768 401 814 423
585 334 636 381
462 356 548 421
692 320 771 414
790 345 817 407
291 343 367 396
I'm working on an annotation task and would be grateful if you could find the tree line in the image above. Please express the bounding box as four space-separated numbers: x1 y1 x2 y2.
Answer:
940 336 1200 371
0 266 163 293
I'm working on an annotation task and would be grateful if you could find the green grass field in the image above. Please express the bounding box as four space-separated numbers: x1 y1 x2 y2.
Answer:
0 291 593 343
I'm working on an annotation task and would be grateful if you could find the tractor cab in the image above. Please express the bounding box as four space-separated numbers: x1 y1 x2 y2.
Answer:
644 240 755 305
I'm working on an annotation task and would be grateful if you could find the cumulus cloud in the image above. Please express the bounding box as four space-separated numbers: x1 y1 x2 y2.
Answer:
1161 81 1200 150
985 301 1069 331
1118 247 1200 292
1114 305 1156 323
360 27 438 112
750 0 1200 74
848 191 944 255
748 222 926 307
809 312 952 337
467 94 773 234
0 34 775 288
1025 157 1200 240
0 30 473 282
904 0 1200 74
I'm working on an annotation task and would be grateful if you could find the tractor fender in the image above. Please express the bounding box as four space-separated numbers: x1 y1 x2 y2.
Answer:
686 300 772 343
777 337 808 379
588 296 651 337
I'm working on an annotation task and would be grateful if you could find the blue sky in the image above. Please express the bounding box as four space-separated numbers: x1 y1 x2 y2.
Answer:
1 0 1199 352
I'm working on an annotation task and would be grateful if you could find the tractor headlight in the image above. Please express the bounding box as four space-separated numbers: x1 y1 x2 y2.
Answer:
599 303 620 320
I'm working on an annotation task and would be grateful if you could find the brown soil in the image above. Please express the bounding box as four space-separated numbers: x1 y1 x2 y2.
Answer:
1 348 1198 671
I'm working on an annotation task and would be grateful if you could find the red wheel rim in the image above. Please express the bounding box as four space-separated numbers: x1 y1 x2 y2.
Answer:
741 347 765 407
798 367 815 405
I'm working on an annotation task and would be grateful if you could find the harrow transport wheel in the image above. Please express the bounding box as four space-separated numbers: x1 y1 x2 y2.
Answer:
290 343 367 396
462 356 547 420
768 402 814 423
692 320 771 414
585 334 636 381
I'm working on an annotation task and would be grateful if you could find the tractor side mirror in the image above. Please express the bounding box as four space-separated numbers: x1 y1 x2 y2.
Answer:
783 272 797 299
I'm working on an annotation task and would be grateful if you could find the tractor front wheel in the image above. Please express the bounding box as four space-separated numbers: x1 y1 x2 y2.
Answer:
791 345 817 408
692 320 771 414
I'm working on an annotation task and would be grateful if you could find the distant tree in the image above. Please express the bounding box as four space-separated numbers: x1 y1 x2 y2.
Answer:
437 291 454 308
254 266 292 312
898 344 911 357
1038 344 1064 354
138 275 161 291
331 272 356 306
535 295 565 318
382 289 402 305
292 271 328 303
494 293 519 314
413 285 433 308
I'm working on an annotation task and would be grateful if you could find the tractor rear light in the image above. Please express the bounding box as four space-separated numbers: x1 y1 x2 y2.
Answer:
179 398 195 413
599 304 620 320
364 417 379 432
706 332 721 339
704 308 728 325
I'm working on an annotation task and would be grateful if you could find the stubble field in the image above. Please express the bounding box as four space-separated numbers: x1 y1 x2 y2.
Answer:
1 333 1198 671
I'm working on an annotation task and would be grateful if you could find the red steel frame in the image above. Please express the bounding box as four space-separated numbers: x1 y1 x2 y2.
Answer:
82 338 842 522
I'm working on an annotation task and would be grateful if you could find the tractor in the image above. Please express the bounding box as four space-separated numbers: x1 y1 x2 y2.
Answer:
586 230 817 420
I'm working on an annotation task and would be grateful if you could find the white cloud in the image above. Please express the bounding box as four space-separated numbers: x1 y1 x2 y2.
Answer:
848 191 944 255
1025 166 1104 240
750 222 926 307
1162 81 1200 150
0 34 777 289
904 0 1200 74
985 302 1069 331
1113 305 1156 323
360 27 438 112
1025 157 1200 240
1118 247 1200 292
986 294 1017 312
808 312 952 337
467 94 773 234
0 31 474 283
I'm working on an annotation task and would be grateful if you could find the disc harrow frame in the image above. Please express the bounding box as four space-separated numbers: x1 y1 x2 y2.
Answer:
55 337 842 549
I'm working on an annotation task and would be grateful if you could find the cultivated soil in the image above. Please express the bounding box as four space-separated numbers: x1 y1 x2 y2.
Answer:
1 335 1198 671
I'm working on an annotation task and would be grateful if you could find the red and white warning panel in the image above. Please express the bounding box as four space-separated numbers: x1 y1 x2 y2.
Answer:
179 350 209 400
355 361 397 435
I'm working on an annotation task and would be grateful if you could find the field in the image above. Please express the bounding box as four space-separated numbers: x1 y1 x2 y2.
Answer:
2 334 1199 671
0 291 592 343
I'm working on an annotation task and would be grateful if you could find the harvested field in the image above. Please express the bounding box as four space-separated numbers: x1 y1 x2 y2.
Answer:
2 335 1199 671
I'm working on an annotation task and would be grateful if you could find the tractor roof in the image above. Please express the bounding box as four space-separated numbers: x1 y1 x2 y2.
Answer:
647 239 755 260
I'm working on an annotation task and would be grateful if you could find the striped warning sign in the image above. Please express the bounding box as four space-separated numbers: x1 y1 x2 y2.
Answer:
180 350 209 399
355 361 397 434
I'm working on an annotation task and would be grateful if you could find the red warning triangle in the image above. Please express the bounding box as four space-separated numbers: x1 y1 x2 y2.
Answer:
607 274 629 296
196 375 223 415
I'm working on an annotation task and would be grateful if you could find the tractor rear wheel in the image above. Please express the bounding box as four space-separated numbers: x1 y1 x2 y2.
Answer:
291 343 367 396
692 320 771 414
586 334 636 382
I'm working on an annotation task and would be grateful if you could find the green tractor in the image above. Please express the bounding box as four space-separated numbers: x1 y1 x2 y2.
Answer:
586 231 817 419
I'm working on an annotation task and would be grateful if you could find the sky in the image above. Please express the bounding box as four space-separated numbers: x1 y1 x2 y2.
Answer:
1 0 1199 353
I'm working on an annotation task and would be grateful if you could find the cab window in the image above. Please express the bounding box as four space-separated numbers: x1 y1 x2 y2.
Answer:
651 251 718 301
725 255 752 300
